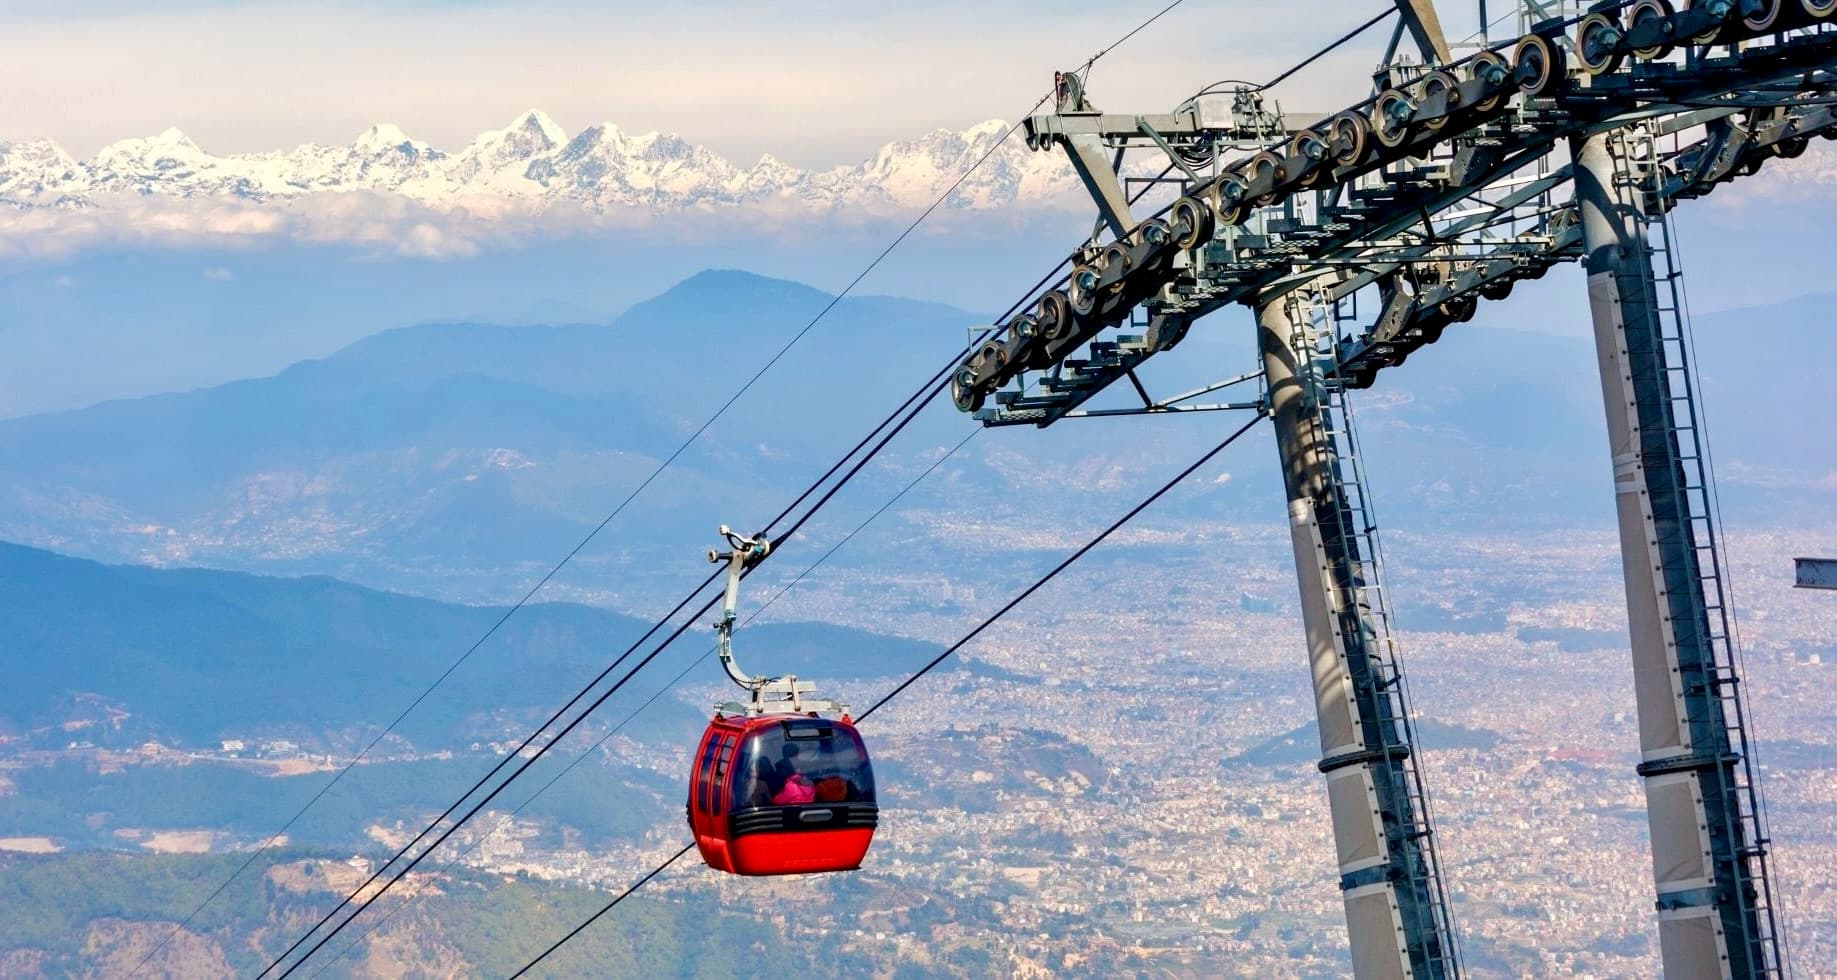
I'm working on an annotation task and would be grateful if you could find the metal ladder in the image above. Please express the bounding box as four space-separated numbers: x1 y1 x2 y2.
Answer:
1616 128 1785 978
1288 286 1464 978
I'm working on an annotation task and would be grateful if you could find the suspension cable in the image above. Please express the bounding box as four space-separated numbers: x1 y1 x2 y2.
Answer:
308 419 992 975
281 3 1397 961
491 32 1752 946
263 4 1217 959
1260 6 1395 92
261 0 1361 967
273 334 983 977
263 115 1099 975
264 320 980 978
131 98 1053 980
858 413 1264 721
509 411 1267 978
264 212 1082 978
511 844 697 980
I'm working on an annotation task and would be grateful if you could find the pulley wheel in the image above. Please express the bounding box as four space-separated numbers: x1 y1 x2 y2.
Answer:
1806 0 1837 20
1213 173 1251 226
1288 129 1331 187
1003 315 1042 369
1169 196 1213 249
1247 151 1285 205
1068 266 1099 315
1686 0 1735 43
1468 51 1512 113
951 365 983 413
1006 314 1037 344
1512 33 1564 97
1136 218 1172 249
1418 70 1460 131
1576 13 1627 76
1372 89 1416 149
1627 0 1678 59
1329 111 1369 167
975 339 1010 391
1099 242 1133 285
1742 0 1785 30
1035 290 1072 342
1440 295 1478 323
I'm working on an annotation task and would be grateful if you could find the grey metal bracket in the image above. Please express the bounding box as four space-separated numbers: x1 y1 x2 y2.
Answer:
1136 118 1206 185
1796 557 1837 590
1394 0 1452 66
1054 368 1267 421
1061 133 1138 242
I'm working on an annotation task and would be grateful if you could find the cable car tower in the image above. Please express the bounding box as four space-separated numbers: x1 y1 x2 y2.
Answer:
944 0 1830 975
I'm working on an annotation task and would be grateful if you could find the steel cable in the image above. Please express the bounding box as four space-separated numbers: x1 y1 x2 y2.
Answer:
272 333 976 978
260 96 1094 978
262 5 1392 962
308 420 993 977
508 411 1267 978
257 229 1021 978
219 0 1415 969
132 91 1046 980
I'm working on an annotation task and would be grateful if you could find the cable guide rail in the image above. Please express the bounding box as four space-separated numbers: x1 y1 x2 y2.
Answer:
955 2 1837 427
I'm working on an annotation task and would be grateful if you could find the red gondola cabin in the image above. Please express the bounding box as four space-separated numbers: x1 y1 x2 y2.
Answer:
687 713 877 876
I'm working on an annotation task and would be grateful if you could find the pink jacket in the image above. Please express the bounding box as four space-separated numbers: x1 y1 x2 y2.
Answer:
772 773 816 805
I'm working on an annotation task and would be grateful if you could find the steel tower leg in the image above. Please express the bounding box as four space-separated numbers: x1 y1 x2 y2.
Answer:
1259 297 1458 980
1572 131 1780 979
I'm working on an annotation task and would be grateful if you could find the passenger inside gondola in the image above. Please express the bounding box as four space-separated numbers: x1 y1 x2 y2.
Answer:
733 719 875 809
744 756 776 807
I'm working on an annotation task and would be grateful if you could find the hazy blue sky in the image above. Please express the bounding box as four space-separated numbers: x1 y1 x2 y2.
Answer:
0 1 1506 165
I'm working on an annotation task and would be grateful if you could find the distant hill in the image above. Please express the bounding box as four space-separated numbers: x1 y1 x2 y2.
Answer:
0 849 831 978
0 755 676 852
1221 719 1503 769
0 269 1831 598
0 269 983 575
0 540 958 747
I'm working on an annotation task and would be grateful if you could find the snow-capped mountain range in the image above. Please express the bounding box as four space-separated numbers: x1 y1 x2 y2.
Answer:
0 111 1091 255
13 109 1830 258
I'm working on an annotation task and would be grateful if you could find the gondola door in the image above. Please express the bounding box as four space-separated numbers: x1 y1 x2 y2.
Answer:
688 720 743 872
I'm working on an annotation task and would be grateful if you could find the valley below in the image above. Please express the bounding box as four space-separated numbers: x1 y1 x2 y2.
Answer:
1 270 1832 977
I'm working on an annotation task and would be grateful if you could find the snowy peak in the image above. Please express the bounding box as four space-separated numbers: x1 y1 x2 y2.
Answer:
95 127 205 167
444 111 570 190
351 123 429 157
471 110 567 158
0 110 1088 253
516 110 567 148
0 138 82 198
